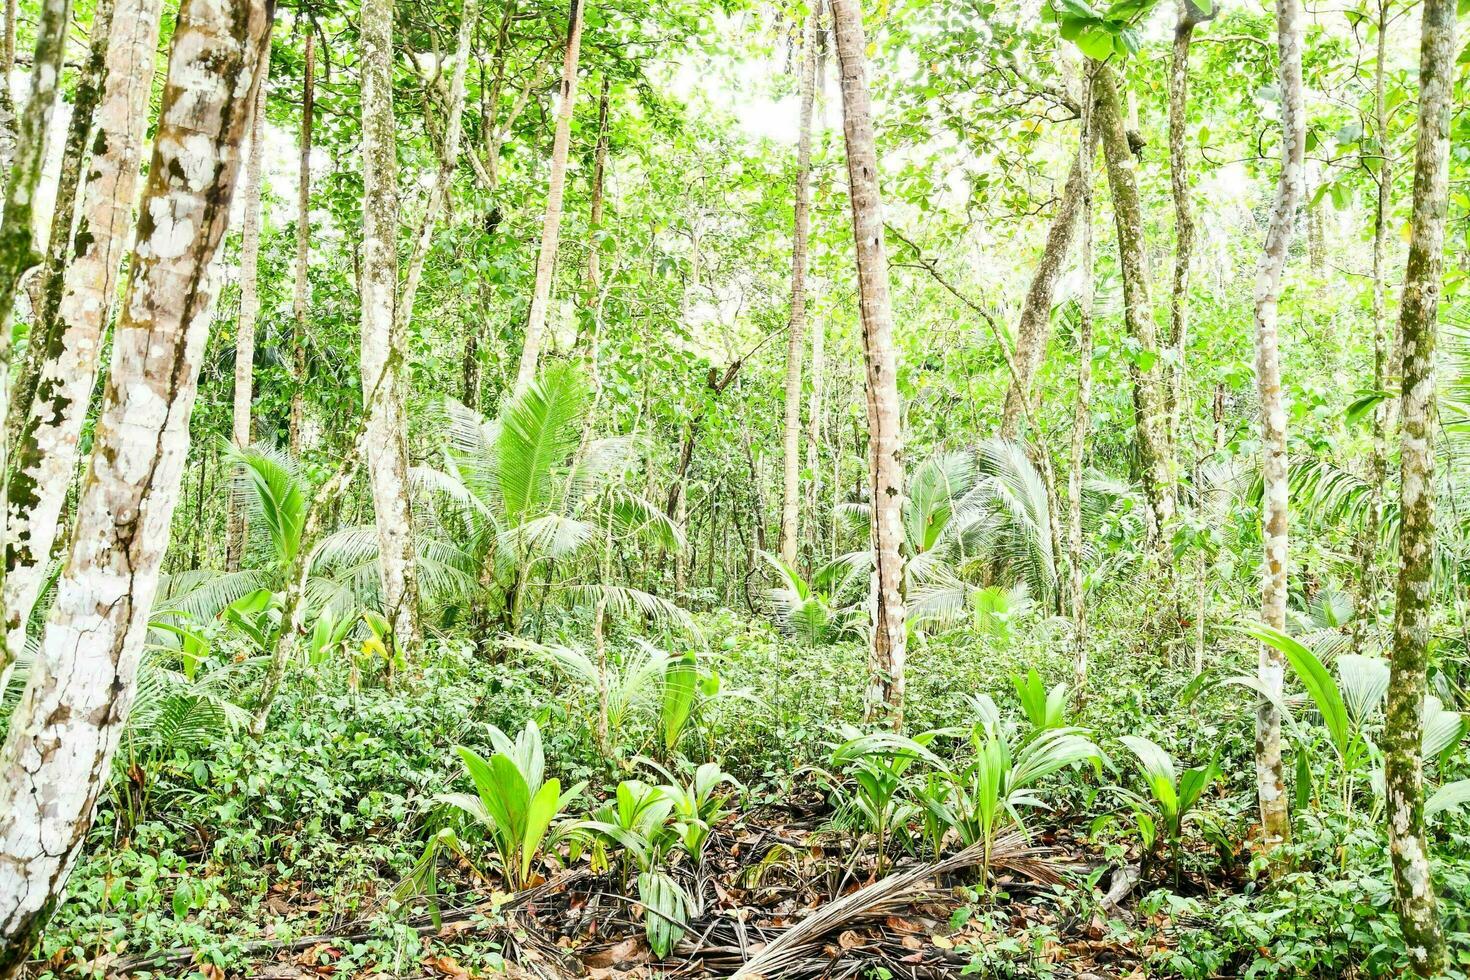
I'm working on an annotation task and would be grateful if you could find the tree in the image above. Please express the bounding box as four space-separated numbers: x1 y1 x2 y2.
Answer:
1383 0 1457 968
999 144 1089 440
513 0 587 397
0 0 166 678
228 45 273 571
360 0 421 654
779 5 818 567
1068 66 1096 699
1093 62 1175 547
0 0 271 965
1252 0 1305 856
289 19 315 454
830 0 906 727
1163 0 1214 449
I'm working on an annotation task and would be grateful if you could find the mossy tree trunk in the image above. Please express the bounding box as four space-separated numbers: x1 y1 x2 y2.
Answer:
1384 0 1456 970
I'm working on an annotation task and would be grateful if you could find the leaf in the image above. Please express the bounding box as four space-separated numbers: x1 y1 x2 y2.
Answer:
1242 623 1350 759
1426 778 1470 820
661 653 698 752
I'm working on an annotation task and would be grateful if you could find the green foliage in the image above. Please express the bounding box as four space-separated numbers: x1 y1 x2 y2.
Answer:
439 721 586 889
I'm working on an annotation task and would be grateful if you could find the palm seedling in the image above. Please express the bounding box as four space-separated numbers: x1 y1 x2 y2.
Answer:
1113 735 1220 880
438 720 586 890
759 551 864 646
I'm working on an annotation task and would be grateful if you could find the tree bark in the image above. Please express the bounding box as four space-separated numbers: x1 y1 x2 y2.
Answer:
0 0 74 644
831 0 905 728
1163 0 1213 454
779 7 817 567
999 142 1090 440
1384 0 1456 969
512 0 585 397
360 0 421 653
585 74 609 297
8 0 116 446
1068 69 1095 701
0 0 165 678
1252 0 1305 857
0 0 271 965
1356 0 1392 642
1094 63 1174 545
228 45 273 571
288 23 314 455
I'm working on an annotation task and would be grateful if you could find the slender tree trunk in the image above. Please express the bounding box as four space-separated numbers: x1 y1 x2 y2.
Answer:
1384 0 1455 969
1252 0 1305 857
999 143 1090 440
585 75 609 297
0 0 74 646
1069 69 1095 701
0 0 71 330
512 0 585 397
1356 0 1392 642
779 8 817 566
0 0 165 676
1095 63 1175 546
288 24 314 455
0 0 14 170
360 0 420 654
831 0 905 728
8 0 116 445
1164 0 1213 454
0 0 270 965
398 0 478 331
228 48 273 570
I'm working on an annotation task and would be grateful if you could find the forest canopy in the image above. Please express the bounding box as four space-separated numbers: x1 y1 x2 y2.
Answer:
0 0 1467 975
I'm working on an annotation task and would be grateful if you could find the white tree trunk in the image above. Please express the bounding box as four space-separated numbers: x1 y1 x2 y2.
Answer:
1384 0 1456 970
1069 68 1096 700
227 43 272 570
360 0 421 653
0 0 165 679
830 0 906 728
512 0 585 397
779 7 817 567
1252 0 1305 856
0 0 271 967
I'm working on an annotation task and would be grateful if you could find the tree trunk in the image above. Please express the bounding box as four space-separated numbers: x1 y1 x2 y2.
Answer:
288 23 314 455
360 0 421 654
0 0 165 677
1356 0 1392 642
0 0 74 635
999 142 1090 440
398 0 478 331
831 0 906 728
1163 0 1213 454
585 75 609 297
1068 69 1096 700
1252 0 1305 857
227 48 272 571
8 0 116 446
779 7 817 567
0 0 270 965
1384 0 1456 970
512 0 585 397
1094 63 1174 545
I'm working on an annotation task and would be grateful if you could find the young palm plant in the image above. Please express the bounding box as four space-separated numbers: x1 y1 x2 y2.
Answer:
415 363 687 638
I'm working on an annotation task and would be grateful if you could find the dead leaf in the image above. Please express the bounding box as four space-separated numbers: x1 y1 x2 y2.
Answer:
423 954 472 979
838 930 864 950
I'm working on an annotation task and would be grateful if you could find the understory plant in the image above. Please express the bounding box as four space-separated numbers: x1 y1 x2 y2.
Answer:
439 720 586 889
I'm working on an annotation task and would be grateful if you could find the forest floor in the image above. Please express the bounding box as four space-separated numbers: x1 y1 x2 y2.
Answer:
108 791 1234 980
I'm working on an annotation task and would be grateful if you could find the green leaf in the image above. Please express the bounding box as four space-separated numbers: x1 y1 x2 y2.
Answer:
1242 623 1350 760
